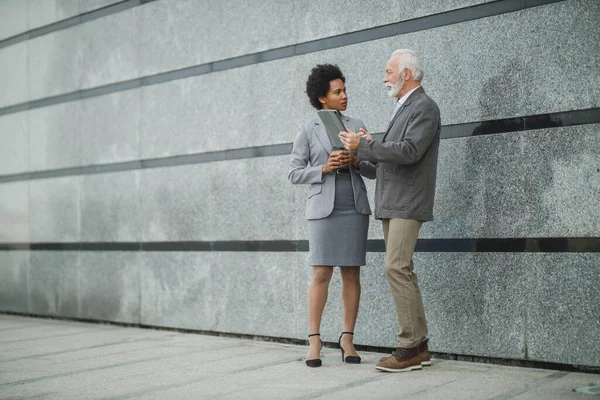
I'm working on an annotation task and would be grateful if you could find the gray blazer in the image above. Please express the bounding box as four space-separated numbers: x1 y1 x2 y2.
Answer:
357 87 441 221
288 114 377 220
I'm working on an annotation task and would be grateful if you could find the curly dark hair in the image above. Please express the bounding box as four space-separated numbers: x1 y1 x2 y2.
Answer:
305 64 346 110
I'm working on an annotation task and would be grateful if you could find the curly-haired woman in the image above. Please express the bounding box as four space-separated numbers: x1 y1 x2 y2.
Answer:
288 64 376 367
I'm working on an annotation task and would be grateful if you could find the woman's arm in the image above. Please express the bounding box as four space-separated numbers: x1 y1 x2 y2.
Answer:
288 124 324 185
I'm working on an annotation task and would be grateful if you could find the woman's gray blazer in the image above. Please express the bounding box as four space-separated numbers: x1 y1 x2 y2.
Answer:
288 114 377 220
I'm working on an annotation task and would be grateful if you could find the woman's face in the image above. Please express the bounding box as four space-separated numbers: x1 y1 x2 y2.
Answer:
319 79 347 111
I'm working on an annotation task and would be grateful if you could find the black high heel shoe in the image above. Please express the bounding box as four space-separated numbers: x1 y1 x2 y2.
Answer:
338 332 361 364
306 333 323 368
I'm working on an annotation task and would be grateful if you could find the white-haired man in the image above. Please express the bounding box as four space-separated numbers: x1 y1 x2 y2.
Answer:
339 49 441 372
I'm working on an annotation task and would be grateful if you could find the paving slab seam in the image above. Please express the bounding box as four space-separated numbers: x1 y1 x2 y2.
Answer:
0 343 248 388
0 323 49 332
0 324 103 341
410 375 474 397
38 341 250 370
0 327 121 345
292 372 410 400
105 358 300 400
0 333 180 363
489 371 570 400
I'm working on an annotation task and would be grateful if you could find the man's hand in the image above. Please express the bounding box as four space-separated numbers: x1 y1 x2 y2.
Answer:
358 128 373 141
339 128 361 152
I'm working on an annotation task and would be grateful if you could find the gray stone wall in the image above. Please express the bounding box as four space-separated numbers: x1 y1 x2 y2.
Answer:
0 0 598 367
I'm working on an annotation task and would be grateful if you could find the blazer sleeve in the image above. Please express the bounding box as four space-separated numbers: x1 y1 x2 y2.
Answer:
288 123 324 185
353 120 377 179
357 100 440 165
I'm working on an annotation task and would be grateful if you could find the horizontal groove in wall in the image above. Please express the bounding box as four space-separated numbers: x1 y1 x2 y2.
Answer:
0 107 597 184
0 237 598 253
0 0 158 51
0 0 565 117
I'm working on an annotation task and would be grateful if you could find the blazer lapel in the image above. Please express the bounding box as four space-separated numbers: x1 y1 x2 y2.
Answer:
313 120 333 154
384 106 404 136
382 109 403 143
382 87 425 142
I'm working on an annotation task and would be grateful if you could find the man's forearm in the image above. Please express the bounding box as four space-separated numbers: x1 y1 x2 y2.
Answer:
357 138 422 165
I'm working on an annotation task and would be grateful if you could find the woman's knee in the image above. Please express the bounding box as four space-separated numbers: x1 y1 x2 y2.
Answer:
312 266 333 284
340 266 361 284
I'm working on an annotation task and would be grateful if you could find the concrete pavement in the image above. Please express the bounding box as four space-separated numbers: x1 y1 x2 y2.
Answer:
0 314 598 399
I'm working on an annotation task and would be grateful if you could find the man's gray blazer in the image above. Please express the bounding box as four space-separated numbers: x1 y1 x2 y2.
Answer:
289 114 377 220
357 87 441 221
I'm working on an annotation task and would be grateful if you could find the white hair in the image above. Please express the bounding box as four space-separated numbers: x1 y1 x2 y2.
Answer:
391 49 423 81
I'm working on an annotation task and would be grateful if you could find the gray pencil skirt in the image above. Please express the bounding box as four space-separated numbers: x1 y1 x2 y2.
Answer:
307 172 369 266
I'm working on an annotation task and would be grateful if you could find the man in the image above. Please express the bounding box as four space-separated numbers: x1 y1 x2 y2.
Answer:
339 49 441 372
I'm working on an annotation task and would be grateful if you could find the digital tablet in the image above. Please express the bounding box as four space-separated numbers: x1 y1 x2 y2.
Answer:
317 110 347 150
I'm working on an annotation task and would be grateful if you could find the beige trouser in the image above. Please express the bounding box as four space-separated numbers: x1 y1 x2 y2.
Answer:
382 218 428 348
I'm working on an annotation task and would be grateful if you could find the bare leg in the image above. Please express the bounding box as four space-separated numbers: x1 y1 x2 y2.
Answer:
308 265 333 360
339 266 361 357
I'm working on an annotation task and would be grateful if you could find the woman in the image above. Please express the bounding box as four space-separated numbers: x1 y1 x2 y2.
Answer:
288 64 376 367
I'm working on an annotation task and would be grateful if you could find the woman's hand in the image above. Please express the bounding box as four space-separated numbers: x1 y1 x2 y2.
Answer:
337 150 360 169
322 152 343 175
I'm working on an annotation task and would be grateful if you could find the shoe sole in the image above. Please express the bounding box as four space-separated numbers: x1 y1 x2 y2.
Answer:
378 357 432 366
375 364 422 372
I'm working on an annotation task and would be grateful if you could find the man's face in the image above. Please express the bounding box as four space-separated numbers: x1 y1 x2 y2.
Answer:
383 56 403 98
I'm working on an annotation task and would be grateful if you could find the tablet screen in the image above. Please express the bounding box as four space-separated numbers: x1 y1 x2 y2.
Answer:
317 110 346 149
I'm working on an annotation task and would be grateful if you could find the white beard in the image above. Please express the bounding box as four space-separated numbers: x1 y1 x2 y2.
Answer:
386 81 402 98
386 71 405 98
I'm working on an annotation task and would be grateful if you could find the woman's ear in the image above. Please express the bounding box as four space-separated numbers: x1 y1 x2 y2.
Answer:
319 96 327 105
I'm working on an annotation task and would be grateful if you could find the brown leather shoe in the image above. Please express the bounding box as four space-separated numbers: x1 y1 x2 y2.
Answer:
419 339 431 366
379 339 431 366
375 345 422 372
378 354 393 363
